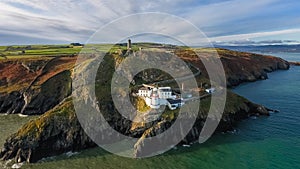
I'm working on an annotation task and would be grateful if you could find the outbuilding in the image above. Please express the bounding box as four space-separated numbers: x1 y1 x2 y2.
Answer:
205 88 216 94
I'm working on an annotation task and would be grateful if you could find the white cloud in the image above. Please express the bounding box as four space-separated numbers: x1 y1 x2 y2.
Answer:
184 0 279 27
210 29 300 42
0 0 299 44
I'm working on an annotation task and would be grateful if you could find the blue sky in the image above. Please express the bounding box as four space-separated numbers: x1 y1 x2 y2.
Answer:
0 0 300 45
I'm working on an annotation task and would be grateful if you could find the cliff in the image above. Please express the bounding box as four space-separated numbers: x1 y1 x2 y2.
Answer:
0 98 95 163
0 46 290 163
0 57 75 115
175 48 290 87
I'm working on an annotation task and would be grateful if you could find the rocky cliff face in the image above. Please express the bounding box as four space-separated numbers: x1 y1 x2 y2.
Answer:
0 70 72 115
0 57 75 115
220 52 290 87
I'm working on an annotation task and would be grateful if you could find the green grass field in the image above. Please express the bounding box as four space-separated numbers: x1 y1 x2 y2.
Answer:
0 44 138 60
0 44 81 58
0 43 220 61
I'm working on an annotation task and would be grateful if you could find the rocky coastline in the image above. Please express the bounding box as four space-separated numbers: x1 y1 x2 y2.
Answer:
0 48 291 163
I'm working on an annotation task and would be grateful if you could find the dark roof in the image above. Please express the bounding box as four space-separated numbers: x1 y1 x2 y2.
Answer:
159 89 171 92
139 87 149 91
167 99 183 104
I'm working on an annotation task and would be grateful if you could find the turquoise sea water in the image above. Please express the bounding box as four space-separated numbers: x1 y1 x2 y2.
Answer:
1 52 300 169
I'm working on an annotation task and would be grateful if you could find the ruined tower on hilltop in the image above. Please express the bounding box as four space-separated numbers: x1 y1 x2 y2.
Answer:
127 39 132 50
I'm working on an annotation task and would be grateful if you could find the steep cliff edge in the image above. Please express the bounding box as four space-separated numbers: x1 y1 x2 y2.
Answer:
0 57 75 115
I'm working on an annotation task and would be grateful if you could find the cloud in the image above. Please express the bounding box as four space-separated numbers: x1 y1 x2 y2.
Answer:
184 0 278 27
210 29 300 42
0 0 300 45
213 39 300 46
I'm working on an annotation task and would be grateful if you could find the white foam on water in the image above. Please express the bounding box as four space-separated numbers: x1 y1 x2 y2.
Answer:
17 114 28 118
65 151 79 157
11 162 24 169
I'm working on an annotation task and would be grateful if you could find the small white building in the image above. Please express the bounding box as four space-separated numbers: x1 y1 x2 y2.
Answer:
205 88 216 94
138 87 151 97
158 87 172 99
167 99 185 110
137 85 184 110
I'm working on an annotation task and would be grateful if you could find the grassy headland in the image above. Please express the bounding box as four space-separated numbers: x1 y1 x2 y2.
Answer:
0 43 290 163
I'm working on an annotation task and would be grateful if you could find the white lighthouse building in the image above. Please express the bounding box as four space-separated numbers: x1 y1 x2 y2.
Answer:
137 84 184 110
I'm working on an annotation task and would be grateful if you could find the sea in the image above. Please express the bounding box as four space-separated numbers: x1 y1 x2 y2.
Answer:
0 52 299 169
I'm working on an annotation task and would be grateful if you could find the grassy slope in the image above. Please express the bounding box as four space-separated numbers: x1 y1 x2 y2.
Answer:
0 45 80 57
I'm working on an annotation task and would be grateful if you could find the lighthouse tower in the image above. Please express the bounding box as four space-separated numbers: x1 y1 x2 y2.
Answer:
150 88 160 109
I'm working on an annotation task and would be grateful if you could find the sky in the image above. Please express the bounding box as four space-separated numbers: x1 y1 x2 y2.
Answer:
1 0 300 46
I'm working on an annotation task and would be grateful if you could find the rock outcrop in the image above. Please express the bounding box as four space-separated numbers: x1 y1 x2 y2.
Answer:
289 61 300 66
175 48 290 87
0 70 72 115
220 51 290 87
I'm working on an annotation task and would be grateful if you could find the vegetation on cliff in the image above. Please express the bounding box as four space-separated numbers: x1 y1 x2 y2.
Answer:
0 56 76 115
